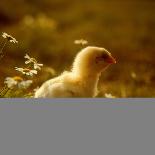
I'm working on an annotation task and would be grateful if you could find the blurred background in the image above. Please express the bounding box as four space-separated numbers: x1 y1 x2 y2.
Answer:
0 0 155 97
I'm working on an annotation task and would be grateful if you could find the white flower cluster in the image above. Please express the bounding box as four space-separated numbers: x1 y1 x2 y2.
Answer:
15 67 37 76
2 32 18 43
1 33 43 95
24 54 43 70
4 76 32 89
74 39 88 45
15 54 43 76
105 93 116 98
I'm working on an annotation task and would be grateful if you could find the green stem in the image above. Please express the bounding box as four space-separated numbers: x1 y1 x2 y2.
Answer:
0 85 10 97
0 40 8 60
0 40 7 54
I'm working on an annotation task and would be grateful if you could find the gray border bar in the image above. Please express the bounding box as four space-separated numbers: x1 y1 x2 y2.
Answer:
0 98 155 104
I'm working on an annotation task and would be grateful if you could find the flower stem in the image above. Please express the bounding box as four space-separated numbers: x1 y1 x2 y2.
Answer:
0 85 10 97
0 39 8 59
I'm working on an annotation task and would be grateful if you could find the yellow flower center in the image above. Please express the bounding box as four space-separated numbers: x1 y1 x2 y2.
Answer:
23 68 31 72
7 36 13 41
13 76 23 82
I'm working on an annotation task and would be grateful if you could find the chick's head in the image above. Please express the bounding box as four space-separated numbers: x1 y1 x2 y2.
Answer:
73 46 116 74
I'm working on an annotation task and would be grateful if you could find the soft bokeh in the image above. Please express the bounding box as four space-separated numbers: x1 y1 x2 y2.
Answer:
0 0 155 97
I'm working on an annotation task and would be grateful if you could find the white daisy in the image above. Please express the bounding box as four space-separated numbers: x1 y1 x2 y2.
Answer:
24 54 43 70
105 93 116 98
4 76 32 89
24 54 36 64
18 80 33 89
74 39 88 45
2 32 18 43
34 62 43 70
15 67 37 76
4 77 18 89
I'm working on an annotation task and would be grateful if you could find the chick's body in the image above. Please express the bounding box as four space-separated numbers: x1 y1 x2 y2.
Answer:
35 72 98 97
35 46 116 98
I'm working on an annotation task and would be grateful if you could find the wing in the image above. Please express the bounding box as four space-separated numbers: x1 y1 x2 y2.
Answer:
47 82 76 97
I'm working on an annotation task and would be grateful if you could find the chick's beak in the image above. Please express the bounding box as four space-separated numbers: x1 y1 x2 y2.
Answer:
105 55 116 64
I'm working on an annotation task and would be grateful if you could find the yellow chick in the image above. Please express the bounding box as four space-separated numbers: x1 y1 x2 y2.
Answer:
35 46 116 98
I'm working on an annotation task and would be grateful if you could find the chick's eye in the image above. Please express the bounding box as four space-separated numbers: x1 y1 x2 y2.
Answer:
101 53 109 59
95 53 110 64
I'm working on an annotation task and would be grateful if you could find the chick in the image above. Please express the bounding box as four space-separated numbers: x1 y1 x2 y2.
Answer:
35 46 116 98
